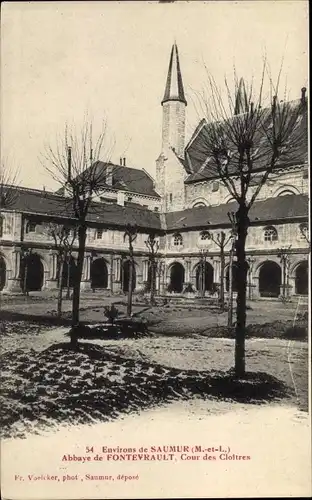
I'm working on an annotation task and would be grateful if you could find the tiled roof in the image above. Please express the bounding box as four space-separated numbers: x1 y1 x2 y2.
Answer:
184 98 308 183
165 194 308 231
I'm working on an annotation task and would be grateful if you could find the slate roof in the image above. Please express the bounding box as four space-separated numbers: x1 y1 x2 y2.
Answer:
162 43 187 106
1 188 308 233
89 162 160 198
184 98 308 183
165 194 308 231
0 186 161 230
55 162 160 199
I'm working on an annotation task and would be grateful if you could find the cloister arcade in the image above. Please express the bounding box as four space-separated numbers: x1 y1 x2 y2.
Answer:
0 247 309 299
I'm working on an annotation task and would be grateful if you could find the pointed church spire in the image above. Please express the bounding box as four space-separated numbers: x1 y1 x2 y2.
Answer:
234 78 248 115
162 43 187 106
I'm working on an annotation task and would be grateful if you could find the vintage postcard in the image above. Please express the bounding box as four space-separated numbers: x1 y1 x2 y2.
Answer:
0 1 310 498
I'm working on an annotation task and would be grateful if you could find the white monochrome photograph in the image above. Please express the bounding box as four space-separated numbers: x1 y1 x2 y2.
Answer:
0 1 310 499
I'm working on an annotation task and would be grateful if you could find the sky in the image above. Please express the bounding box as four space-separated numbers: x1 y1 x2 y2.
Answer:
1 1 309 191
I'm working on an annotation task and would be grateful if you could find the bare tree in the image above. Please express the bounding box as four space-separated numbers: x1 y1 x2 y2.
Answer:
197 68 307 376
0 161 19 212
207 229 233 310
145 231 160 305
42 121 112 344
123 223 138 317
46 222 77 317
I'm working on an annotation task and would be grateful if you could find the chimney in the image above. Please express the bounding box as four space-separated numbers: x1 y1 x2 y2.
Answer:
123 157 126 166
117 191 125 206
301 87 307 105
67 146 72 182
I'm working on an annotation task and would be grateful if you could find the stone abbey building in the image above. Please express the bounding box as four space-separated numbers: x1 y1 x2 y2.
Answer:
0 45 309 299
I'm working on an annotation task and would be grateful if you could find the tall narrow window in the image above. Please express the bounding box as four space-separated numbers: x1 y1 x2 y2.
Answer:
26 221 37 233
96 229 103 239
0 216 4 238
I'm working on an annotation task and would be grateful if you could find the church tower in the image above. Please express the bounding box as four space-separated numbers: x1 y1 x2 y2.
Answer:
156 44 187 212
161 43 187 158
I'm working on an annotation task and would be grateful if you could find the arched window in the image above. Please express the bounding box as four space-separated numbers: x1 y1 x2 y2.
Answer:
200 230 211 241
0 216 3 238
193 202 206 208
226 197 235 204
277 190 296 197
299 223 308 241
173 233 183 246
263 226 278 242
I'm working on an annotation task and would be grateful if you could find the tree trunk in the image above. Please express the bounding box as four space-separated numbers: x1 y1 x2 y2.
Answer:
234 205 249 378
66 253 71 299
23 259 29 296
71 223 87 346
127 258 134 316
220 247 225 310
57 258 64 317
150 260 156 305
201 257 205 298
227 249 234 327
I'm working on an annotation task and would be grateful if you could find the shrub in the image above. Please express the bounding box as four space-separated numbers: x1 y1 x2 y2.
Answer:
103 304 119 325
283 325 307 340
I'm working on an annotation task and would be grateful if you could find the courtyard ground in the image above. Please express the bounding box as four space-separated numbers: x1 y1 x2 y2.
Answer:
0 292 309 442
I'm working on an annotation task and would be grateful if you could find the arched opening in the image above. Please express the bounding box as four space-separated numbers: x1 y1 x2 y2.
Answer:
295 261 308 295
0 256 6 291
169 262 185 293
91 258 108 289
226 264 239 292
195 261 214 292
21 253 44 291
122 260 136 293
259 261 281 298
61 256 77 288
277 190 296 197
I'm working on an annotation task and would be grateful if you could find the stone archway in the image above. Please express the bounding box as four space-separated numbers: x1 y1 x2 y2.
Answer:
169 262 185 293
21 253 44 291
295 261 308 295
91 258 108 289
0 255 6 291
122 260 136 293
195 261 214 292
259 261 282 298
